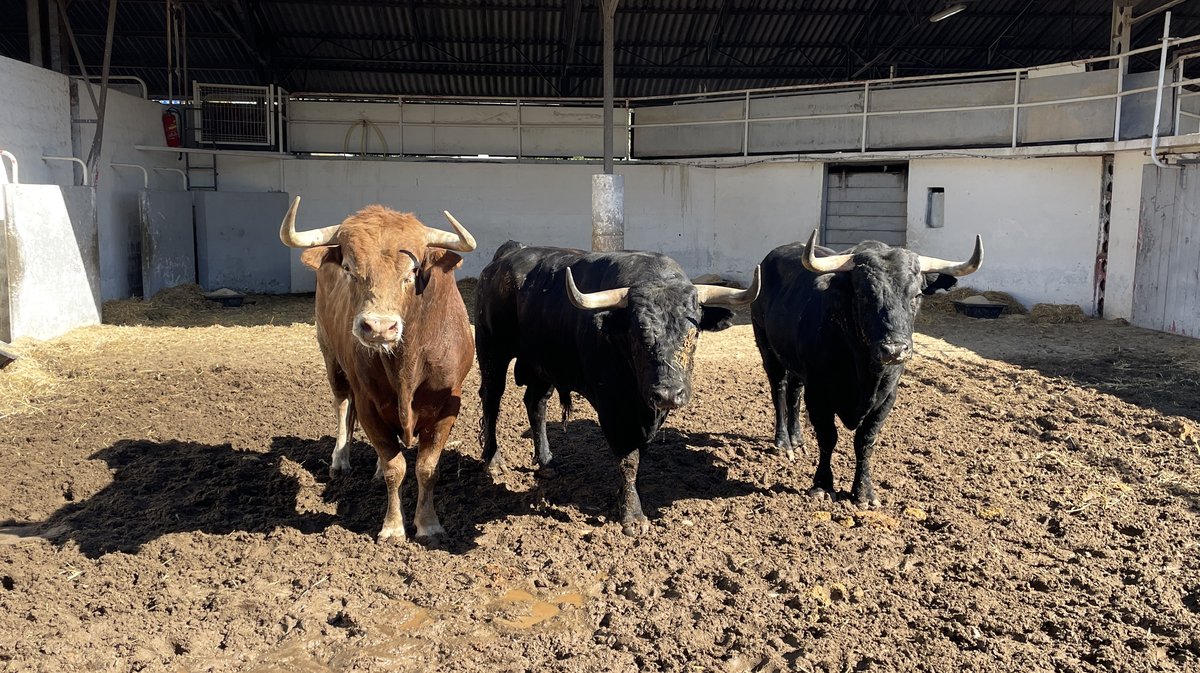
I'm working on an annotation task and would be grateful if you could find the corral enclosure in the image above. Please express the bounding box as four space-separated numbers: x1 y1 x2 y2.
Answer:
3 1 1200 670
1 290 1199 671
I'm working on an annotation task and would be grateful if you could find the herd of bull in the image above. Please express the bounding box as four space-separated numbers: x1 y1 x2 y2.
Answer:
278 197 983 540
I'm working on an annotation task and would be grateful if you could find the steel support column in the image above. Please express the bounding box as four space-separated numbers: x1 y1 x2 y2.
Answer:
593 0 622 252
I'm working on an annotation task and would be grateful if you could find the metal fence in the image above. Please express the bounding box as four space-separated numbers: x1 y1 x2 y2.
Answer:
193 83 277 146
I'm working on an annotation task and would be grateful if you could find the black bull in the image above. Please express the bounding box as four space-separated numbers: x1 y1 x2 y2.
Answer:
751 232 983 506
474 242 759 536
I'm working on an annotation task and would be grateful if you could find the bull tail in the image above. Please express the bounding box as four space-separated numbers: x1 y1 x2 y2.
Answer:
492 240 525 262
558 388 572 431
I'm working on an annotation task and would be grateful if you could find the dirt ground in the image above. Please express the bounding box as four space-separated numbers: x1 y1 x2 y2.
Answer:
1 284 1199 672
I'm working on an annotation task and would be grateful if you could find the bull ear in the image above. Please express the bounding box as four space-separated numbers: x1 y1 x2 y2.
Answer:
417 249 464 294
699 306 735 332
300 245 340 270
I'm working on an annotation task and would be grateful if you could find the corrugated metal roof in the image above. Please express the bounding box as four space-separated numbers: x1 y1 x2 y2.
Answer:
2 0 1198 99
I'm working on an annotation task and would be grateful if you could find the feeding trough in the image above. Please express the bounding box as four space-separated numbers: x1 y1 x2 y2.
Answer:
953 295 1006 319
203 288 247 308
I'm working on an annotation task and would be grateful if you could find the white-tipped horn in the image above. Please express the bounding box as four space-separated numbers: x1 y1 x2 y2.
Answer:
279 196 341 248
565 267 629 310
424 211 477 252
918 235 984 276
801 229 855 274
695 266 762 307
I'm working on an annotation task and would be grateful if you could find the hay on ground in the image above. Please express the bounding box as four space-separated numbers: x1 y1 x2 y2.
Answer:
1028 303 1089 324
918 287 1026 325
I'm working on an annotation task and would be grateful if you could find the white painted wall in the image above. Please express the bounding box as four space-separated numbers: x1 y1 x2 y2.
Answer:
77 89 189 299
0 55 72 186
1105 150 1153 320
216 157 826 292
906 156 1104 312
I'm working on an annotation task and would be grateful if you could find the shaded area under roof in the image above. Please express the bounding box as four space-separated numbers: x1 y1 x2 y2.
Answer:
3 0 1199 99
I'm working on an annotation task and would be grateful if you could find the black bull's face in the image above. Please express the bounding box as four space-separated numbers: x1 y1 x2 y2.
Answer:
847 249 928 366
606 283 734 411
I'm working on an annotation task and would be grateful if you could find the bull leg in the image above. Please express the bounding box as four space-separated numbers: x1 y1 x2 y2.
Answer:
356 404 407 541
414 397 460 539
758 343 795 459
322 350 356 478
477 346 511 476
524 380 557 478
806 401 838 502
785 373 804 458
330 395 356 477
616 448 649 537
851 393 896 508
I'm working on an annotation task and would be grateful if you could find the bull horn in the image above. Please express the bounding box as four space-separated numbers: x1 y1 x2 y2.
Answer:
801 230 855 274
565 267 629 310
279 196 341 248
918 235 984 276
425 211 477 252
695 266 762 307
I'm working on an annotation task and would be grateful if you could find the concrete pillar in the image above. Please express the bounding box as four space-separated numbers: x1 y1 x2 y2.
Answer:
592 173 624 252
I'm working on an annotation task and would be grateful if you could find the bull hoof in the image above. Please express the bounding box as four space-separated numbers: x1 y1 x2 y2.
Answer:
377 525 407 543
852 491 881 508
807 486 836 502
535 464 559 480
329 454 353 478
785 448 797 462
485 454 507 478
620 516 650 537
415 523 446 539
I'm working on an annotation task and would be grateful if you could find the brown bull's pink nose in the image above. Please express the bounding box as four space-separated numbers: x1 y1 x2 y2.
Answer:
360 317 398 336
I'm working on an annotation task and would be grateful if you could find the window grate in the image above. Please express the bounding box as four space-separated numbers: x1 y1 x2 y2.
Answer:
194 83 273 146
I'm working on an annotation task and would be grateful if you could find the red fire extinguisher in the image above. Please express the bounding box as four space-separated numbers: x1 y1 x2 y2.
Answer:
162 107 182 147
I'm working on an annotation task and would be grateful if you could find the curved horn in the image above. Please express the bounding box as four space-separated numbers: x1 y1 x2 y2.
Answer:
801 229 855 274
918 235 984 277
695 266 762 307
279 196 341 248
565 267 629 310
424 211 477 252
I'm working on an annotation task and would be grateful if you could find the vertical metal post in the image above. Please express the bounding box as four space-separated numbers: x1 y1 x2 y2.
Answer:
1149 11 1172 168
1011 71 1021 147
1111 0 1134 140
601 0 617 174
516 98 523 159
860 82 870 152
398 95 405 156
743 91 750 156
593 0 623 252
26 0 43 67
48 0 63 73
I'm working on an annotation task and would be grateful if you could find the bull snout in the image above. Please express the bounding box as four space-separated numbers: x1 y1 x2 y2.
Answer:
878 340 912 365
649 384 689 411
354 313 404 347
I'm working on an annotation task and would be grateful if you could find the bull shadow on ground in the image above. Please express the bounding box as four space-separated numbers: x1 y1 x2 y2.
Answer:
6 439 335 558
502 419 763 522
11 421 764 558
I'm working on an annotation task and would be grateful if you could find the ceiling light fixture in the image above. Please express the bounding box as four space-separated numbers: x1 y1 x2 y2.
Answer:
929 3 967 23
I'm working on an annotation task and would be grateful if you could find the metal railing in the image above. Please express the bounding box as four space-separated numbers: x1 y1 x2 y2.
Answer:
274 16 1199 159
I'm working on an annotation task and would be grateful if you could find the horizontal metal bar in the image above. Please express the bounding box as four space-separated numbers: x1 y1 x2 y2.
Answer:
43 155 89 186
153 167 188 190
110 162 148 188
0 150 18 184
70 75 148 99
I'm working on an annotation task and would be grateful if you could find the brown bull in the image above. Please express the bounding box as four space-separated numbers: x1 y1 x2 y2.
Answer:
280 197 475 541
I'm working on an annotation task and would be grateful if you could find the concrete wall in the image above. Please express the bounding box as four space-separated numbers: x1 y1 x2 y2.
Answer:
0 56 72 186
906 156 1104 312
76 88 188 299
218 154 1111 312
215 156 826 292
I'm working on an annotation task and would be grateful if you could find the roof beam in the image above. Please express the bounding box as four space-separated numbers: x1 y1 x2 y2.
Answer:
558 0 582 94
